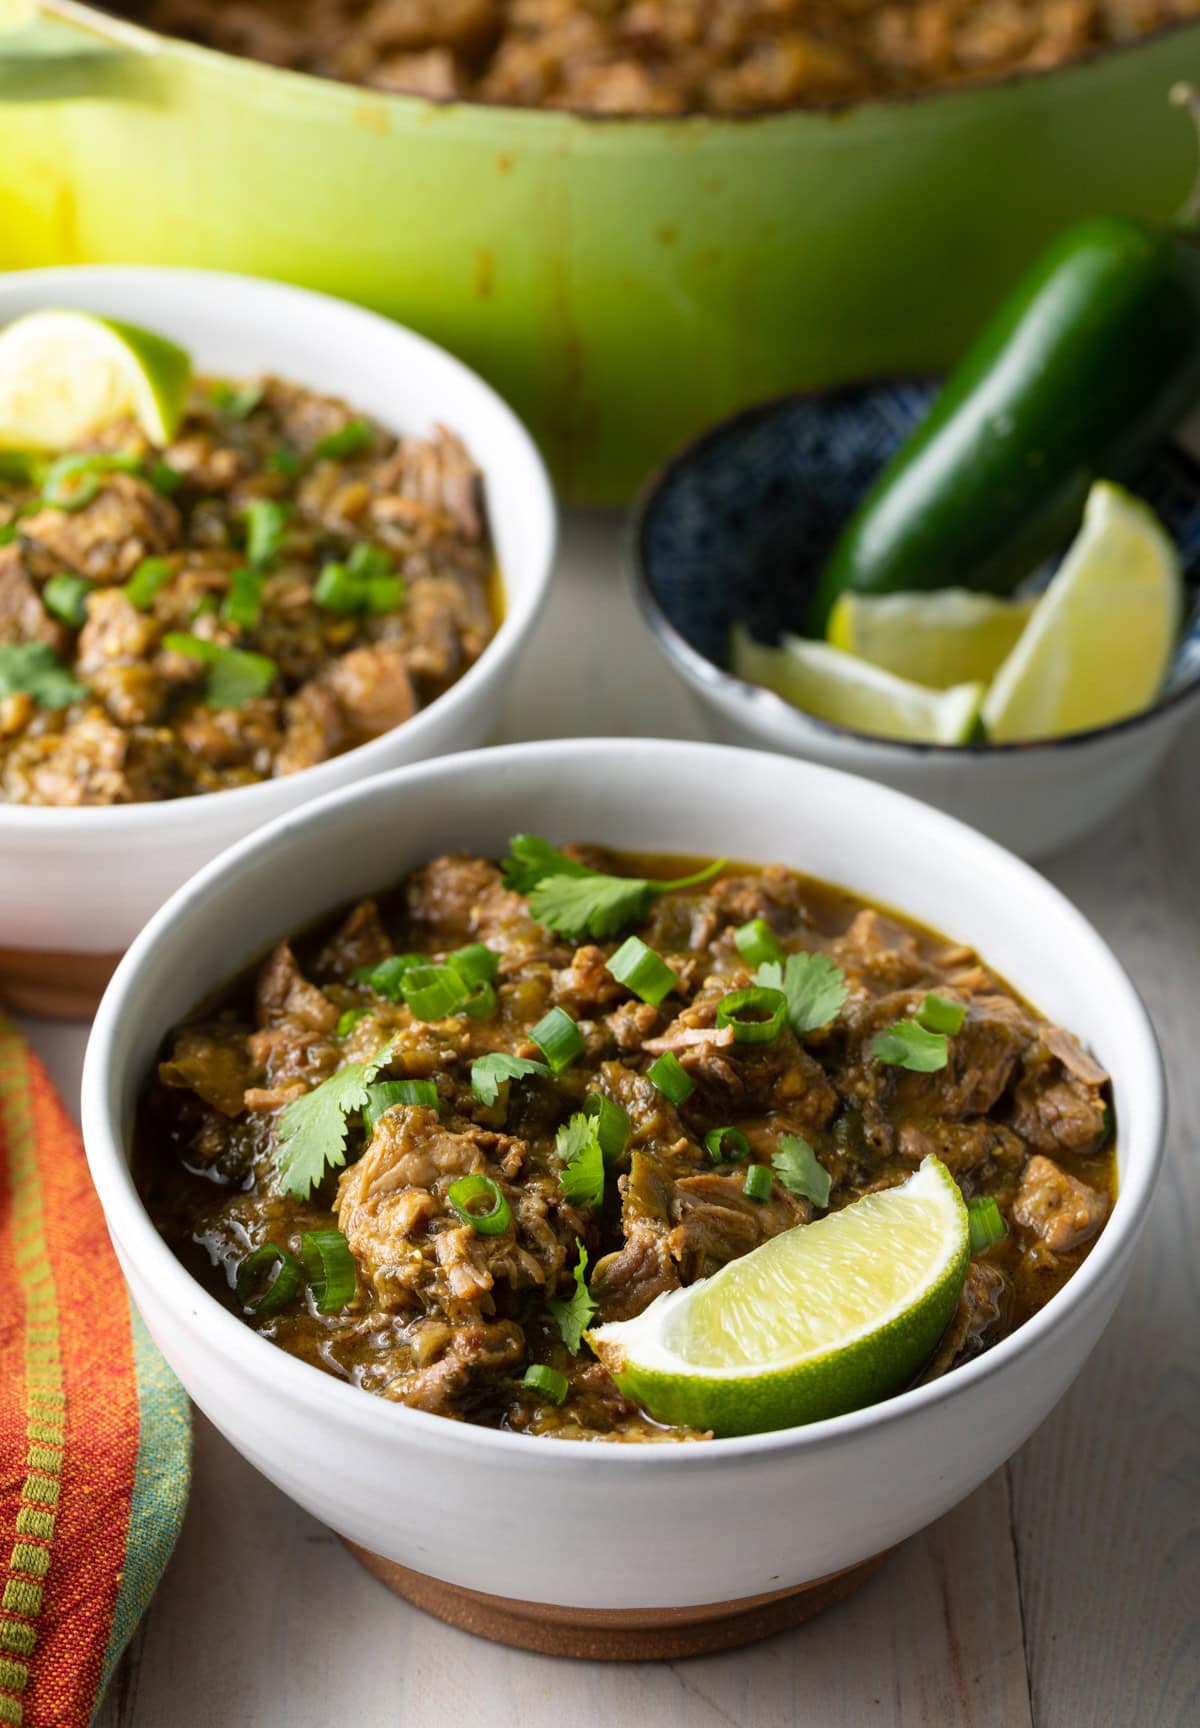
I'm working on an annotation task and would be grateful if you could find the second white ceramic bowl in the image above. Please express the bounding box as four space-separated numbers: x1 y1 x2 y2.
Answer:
82 739 1164 1620
0 266 556 1002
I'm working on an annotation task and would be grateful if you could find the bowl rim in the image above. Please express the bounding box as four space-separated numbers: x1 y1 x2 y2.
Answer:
0 262 558 833
81 735 1167 1468
39 0 1200 128
630 383 1200 760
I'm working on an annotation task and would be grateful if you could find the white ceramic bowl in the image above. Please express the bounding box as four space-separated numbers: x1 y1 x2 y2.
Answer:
0 265 556 1011
82 739 1164 1624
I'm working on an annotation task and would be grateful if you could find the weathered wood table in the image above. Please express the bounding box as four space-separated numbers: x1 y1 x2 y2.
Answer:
25 513 1199 1728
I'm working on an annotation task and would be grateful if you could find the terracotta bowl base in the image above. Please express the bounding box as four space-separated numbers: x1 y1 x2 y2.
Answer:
341 1541 891 1660
0 946 122 1020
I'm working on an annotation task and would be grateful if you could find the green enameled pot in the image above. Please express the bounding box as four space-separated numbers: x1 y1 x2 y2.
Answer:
1 0 1198 501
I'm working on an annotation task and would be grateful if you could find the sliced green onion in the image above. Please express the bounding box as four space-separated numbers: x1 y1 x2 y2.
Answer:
243 498 288 568
606 935 676 1007
704 1126 751 1163
336 1007 369 1038
716 985 788 1045
967 1196 1008 1253
530 1006 584 1073
300 1228 358 1313
461 980 497 1021
365 575 405 614
42 451 141 511
125 556 173 610
647 1051 694 1105
222 566 263 630
209 378 263 420
401 963 468 1022
315 418 372 459
315 543 403 616
734 918 784 968
161 633 277 709
918 993 967 1036
41 573 92 628
584 1093 630 1164
743 1164 773 1203
363 1078 439 1135
448 944 500 987
268 443 302 480
0 523 16 546
149 459 182 495
235 1243 304 1316
448 1173 511 1236
313 561 361 615
522 1364 568 1405
351 953 424 1003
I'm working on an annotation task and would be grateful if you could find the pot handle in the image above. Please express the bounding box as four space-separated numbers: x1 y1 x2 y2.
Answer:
0 5 146 100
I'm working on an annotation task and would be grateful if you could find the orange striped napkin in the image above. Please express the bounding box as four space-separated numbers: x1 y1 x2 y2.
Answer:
0 1020 191 1726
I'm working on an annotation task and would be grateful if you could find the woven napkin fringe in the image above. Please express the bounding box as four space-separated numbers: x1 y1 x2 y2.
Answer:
0 1022 191 1728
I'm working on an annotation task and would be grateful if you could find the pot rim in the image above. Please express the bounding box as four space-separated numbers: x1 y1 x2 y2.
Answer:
81 735 1167 1470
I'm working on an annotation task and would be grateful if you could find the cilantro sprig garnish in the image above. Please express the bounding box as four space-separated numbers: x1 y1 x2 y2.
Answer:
771 1133 831 1208
163 632 278 709
871 993 966 1073
501 834 727 941
274 1042 395 1200
0 643 87 710
754 951 848 1036
470 1052 551 1108
548 1241 597 1354
555 1113 605 1210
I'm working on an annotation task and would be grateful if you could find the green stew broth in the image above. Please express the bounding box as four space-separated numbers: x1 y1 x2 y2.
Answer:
135 847 1117 1441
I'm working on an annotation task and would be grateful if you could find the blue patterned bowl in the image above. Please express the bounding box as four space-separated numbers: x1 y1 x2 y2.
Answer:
632 380 1200 859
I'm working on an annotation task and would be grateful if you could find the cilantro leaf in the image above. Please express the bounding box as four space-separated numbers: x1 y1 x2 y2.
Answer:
755 951 848 1036
555 1112 605 1209
528 872 652 942
548 1241 597 1355
0 642 87 710
871 1021 949 1072
274 1041 394 1200
501 835 592 894
771 1133 831 1208
470 1051 551 1108
162 632 277 709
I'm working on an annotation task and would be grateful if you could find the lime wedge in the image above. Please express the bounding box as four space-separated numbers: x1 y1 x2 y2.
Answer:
982 481 1183 743
828 588 1034 689
0 309 192 451
732 624 984 744
588 1157 969 1436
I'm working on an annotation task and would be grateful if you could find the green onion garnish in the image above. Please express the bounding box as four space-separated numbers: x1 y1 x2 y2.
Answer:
606 935 676 1007
583 1092 630 1164
149 459 182 495
716 985 788 1045
42 451 142 512
448 944 500 987
743 1164 773 1203
704 1126 751 1163
268 443 302 480
209 379 263 420
734 918 784 968
313 561 362 616
125 556 173 611
647 1051 694 1105
967 1196 1007 1253
350 953 424 1003
41 572 92 629
401 963 468 1022
447 1173 511 1236
362 1079 439 1135
336 1008 369 1038
314 542 404 617
530 1007 584 1073
242 498 288 568
918 993 966 1035
235 1243 304 1316
162 633 277 710
222 566 264 630
461 980 497 1021
314 418 372 460
300 1228 357 1314
522 1364 568 1406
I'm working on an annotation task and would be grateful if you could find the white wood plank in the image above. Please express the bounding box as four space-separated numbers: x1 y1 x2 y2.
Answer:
1009 728 1200 1728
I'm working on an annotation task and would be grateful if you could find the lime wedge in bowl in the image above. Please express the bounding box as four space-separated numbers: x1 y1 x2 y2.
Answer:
732 624 984 744
828 588 1034 688
588 1156 969 1437
0 309 192 451
982 481 1183 743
